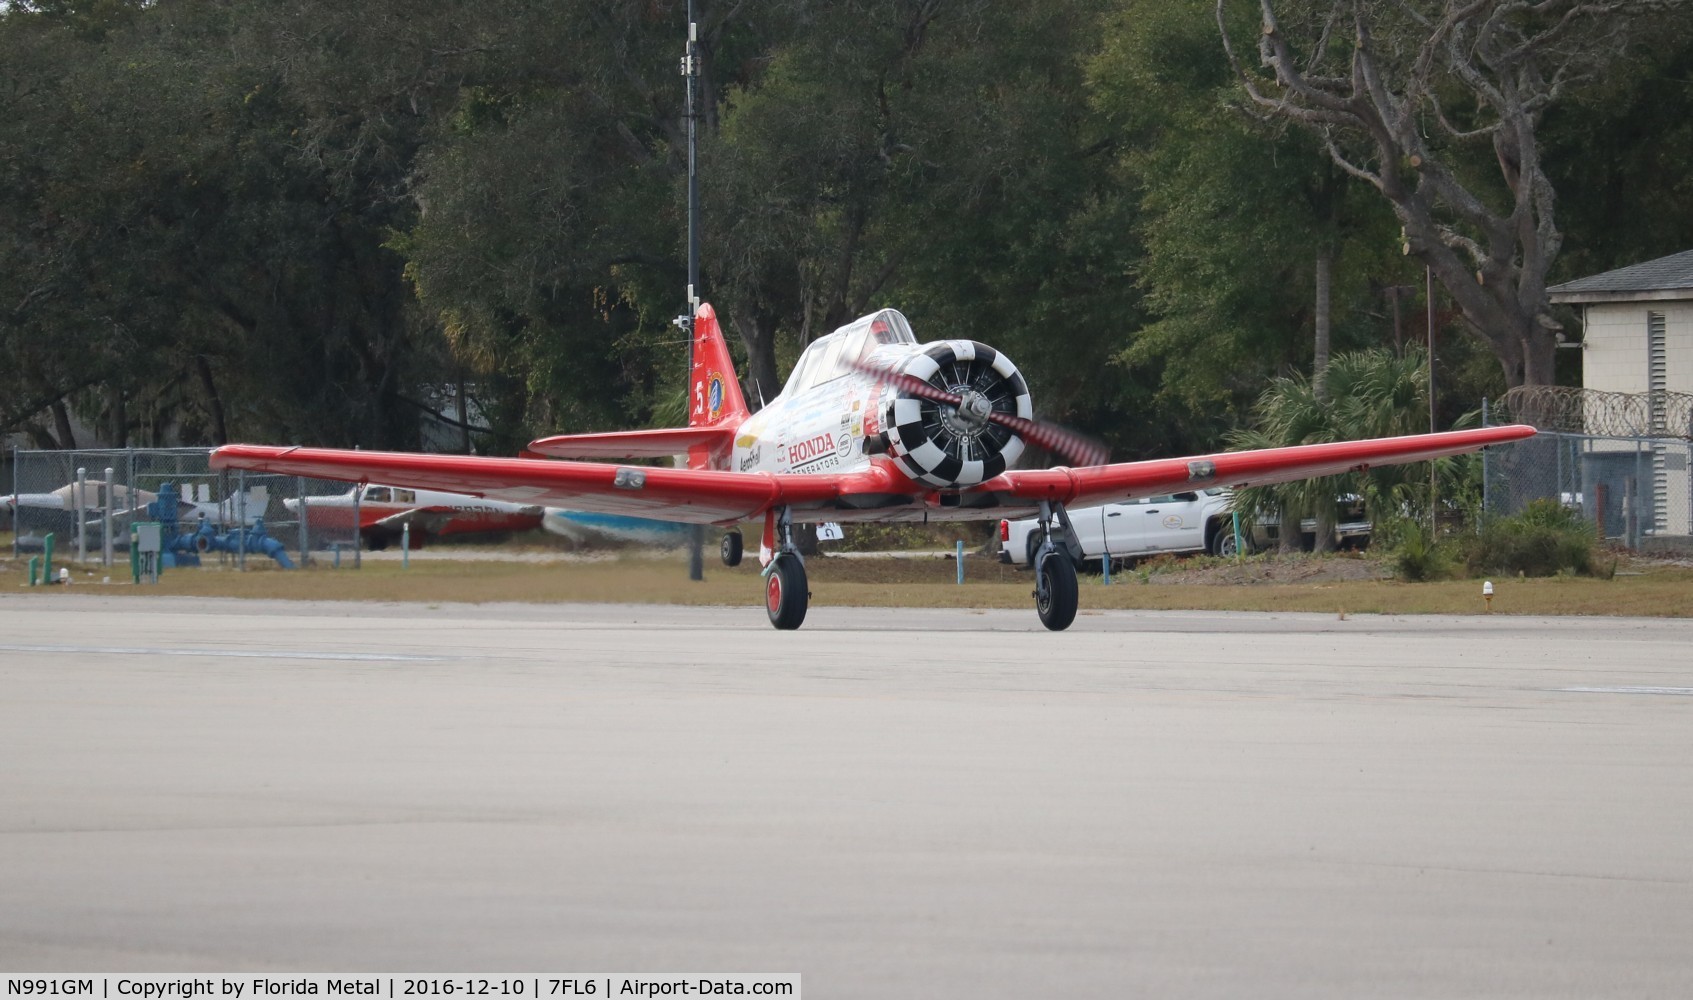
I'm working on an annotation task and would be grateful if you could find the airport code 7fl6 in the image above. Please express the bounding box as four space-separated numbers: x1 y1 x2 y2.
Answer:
5 980 799 1000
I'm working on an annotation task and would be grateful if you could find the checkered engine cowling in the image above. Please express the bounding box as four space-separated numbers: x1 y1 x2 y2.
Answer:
881 340 1033 488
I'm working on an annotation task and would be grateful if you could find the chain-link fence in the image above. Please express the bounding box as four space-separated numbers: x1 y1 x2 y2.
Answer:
7 447 367 568
1481 429 1693 552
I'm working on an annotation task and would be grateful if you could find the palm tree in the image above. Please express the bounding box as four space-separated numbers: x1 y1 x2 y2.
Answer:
1228 348 1467 552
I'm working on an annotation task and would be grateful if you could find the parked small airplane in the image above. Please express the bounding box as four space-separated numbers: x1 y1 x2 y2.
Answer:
213 303 1535 630
284 484 546 550
3 480 268 537
286 484 689 550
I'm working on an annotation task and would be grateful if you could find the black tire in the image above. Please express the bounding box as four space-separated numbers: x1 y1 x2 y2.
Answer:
1212 523 1244 557
1035 551 1079 631
721 530 744 567
765 555 809 630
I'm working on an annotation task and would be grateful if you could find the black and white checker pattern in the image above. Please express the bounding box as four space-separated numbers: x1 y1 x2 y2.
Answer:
883 340 1033 488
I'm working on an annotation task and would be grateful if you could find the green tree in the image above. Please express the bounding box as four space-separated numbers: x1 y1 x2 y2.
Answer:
1092 0 1410 441
1228 348 1471 551
1215 0 1677 390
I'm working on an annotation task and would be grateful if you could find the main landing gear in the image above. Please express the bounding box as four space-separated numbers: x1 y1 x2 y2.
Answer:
762 507 808 630
1031 500 1079 631
720 529 744 567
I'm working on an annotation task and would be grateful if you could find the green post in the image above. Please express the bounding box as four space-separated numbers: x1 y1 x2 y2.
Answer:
1232 512 1243 562
28 556 40 586
955 539 964 584
42 532 55 583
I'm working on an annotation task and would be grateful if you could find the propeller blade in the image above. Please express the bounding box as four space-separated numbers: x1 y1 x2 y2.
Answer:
984 411 1109 468
852 359 1109 468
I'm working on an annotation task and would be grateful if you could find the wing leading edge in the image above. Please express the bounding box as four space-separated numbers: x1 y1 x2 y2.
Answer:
209 445 919 526
972 425 1537 509
212 424 1533 527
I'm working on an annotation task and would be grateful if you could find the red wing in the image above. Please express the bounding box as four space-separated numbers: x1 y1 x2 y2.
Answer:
971 426 1536 509
527 426 737 461
210 445 918 526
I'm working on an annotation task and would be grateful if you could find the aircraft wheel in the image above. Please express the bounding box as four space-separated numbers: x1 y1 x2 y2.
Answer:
1035 551 1078 632
765 555 809 630
721 530 744 567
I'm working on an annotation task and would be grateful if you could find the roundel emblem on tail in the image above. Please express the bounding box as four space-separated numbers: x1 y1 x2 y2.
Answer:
707 372 725 421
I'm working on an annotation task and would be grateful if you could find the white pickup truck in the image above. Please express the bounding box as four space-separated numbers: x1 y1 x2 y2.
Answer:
997 490 1368 568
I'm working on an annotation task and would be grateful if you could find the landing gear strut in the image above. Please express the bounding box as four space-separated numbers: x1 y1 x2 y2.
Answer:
762 507 808 630
1032 500 1079 631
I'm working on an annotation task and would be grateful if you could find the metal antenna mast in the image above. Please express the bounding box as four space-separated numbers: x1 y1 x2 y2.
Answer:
680 4 705 581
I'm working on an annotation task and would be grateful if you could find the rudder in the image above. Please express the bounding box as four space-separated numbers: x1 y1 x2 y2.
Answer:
686 303 750 470
688 303 750 430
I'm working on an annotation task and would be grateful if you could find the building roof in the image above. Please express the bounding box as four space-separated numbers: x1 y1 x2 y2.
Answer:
1549 249 1693 304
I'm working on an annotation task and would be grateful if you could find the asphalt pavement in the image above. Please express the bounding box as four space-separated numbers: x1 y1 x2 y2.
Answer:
3 594 1690 998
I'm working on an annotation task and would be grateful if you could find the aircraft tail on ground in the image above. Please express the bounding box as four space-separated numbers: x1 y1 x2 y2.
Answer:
527 302 748 470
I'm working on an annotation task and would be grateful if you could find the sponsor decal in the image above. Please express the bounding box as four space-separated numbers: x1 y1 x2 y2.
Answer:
708 371 725 421
735 433 758 449
739 444 763 472
788 431 837 470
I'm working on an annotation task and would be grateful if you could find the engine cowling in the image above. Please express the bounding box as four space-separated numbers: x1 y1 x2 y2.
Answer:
881 340 1033 488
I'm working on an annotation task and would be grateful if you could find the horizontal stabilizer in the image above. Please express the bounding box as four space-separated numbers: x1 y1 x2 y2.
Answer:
528 426 737 461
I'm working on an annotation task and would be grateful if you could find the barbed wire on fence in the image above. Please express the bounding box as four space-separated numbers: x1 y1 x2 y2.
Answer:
1499 386 1693 438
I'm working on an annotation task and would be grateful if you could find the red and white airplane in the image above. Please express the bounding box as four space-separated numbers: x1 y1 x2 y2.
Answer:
283 485 546 550
212 304 1535 630
283 485 687 550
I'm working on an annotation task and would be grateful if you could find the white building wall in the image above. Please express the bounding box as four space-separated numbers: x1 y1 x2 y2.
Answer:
1582 301 1693 395
1582 304 1650 394
1668 302 1693 397
1578 301 1693 536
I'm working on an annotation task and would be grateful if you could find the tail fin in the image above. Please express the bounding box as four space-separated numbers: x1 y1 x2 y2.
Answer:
686 303 751 470
689 303 750 429
529 303 749 470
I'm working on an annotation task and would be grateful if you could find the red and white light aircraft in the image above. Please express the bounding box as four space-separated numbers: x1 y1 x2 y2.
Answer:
283 485 546 550
212 304 1535 630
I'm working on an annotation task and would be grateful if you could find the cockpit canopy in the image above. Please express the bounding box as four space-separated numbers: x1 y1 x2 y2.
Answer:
782 309 917 396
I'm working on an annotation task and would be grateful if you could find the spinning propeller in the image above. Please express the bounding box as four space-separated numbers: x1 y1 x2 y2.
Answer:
854 360 1109 469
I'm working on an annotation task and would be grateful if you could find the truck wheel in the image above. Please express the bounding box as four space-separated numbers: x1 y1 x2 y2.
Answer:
1035 552 1079 631
1212 524 1244 557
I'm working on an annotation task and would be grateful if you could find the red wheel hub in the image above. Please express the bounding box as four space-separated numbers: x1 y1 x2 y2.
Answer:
766 572 782 614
